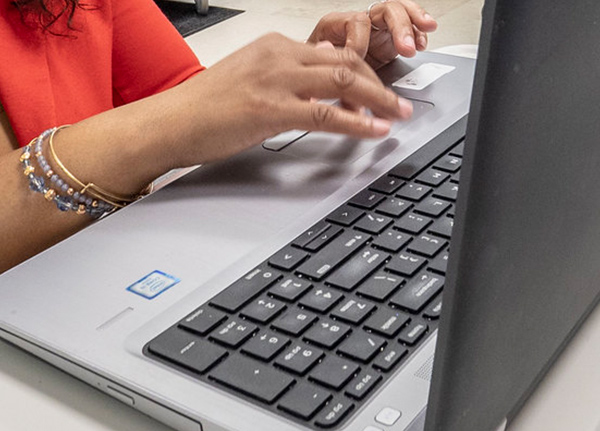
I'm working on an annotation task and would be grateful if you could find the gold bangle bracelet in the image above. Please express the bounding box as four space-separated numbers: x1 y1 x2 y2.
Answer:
47 125 147 208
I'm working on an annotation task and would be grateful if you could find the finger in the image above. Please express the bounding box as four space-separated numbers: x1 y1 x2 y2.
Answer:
414 26 428 51
289 66 411 120
342 12 371 59
377 5 418 58
298 43 382 85
399 0 438 32
289 100 394 138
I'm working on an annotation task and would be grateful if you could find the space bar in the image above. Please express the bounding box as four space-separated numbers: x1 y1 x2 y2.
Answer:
209 355 295 404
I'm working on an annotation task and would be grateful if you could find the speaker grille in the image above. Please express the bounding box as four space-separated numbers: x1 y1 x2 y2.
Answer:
414 355 435 382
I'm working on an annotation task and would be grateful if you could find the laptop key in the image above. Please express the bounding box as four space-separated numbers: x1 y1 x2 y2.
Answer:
345 370 382 400
364 308 411 338
390 272 444 313
293 220 330 248
413 197 452 218
428 217 454 239
331 298 376 324
326 248 389 291
241 330 290 361
372 346 408 372
395 212 433 234
209 355 295 404
375 197 412 218
416 169 450 187
338 331 386 363
407 234 448 258
433 154 462 173
271 309 318 336
210 319 258 348
179 306 227 336
299 287 344 313
371 229 411 253
305 225 344 252
309 355 360 390
278 381 332 420
296 230 370 281
275 343 324 375
326 204 365 227
356 272 403 302
396 183 431 201
210 267 282 313
423 295 443 320
433 181 460 202
354 213 393 235
398 319 429 346
269 246 310 271
240 297 286 324
386 252 426 277
314 397 355 428
148 328 227 374
429 250 450 274
269 276 312 302
369 175 405 195
303 319 351 348
348 189 386 209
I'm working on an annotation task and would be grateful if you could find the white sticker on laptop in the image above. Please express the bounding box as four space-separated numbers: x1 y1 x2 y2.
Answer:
393 63 456 91
127 271 180 299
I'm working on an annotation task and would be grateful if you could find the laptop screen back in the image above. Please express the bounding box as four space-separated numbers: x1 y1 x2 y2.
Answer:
425 1 600 430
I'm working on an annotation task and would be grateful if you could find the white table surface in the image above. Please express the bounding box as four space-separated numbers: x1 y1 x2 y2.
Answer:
2 1 600 430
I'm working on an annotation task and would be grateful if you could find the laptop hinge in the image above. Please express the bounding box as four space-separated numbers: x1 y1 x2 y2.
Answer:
495 418 508 431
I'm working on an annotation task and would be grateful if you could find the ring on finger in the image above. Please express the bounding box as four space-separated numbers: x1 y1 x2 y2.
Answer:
366 0 389 31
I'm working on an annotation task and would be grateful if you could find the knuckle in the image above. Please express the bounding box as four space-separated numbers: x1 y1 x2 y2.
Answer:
310 103 335 128
338 47 362 67
332 66 356 90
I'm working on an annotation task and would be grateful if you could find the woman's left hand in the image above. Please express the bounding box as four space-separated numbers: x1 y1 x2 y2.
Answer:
307 0 438 70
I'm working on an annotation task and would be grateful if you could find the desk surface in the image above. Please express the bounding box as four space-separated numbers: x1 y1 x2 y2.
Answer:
2 1 600 430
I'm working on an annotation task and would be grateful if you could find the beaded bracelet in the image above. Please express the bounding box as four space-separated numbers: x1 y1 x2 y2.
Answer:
21 129 115 219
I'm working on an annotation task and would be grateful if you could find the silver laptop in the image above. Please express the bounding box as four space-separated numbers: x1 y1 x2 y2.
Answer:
2 1 600 431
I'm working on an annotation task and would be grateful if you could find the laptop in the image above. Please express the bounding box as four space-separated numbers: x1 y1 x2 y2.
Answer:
2 1 600 430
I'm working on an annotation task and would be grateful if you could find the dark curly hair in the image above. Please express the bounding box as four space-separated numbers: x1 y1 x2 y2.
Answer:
12 0 95 34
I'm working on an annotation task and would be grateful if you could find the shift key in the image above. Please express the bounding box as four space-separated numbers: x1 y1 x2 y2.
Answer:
390 273 444 313
296 230 370 281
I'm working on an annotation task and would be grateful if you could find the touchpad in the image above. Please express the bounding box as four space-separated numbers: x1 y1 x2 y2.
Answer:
262 99 434 165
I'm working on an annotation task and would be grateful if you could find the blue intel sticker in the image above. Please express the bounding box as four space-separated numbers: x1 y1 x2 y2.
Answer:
127 271 180 299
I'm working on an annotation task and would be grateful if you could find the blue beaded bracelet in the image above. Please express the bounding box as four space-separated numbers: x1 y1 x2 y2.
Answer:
21 131 115 219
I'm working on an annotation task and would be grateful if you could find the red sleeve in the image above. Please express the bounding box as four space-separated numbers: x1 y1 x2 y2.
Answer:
110 0 205 105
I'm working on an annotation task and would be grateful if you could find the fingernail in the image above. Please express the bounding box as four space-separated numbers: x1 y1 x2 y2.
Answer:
418 35 427 49
398 98 413 117
403 35 416 50
424 13 434 21
371 118 392 135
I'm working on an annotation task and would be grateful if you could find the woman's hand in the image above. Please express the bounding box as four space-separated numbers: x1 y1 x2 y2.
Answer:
164 33 413 166
307 0 438 70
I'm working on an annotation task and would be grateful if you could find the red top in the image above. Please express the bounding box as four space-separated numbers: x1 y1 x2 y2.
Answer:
0 0 205 146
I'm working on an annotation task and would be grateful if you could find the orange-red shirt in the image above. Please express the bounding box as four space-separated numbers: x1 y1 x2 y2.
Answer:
0 0 204 146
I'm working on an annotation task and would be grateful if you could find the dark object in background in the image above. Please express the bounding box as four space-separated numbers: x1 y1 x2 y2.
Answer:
155 1 243 37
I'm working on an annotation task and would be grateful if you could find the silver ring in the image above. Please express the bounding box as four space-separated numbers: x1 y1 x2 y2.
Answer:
366 0 388 31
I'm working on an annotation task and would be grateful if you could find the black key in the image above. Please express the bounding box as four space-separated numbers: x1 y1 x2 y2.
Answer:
293 220 330 248
364 309 411 338
338 331 386 363
398 319 429 346
303 319 351 349
423 295 443 320
241 331 289 361
296 231 370 281
272 309 318 336
433 154 462 173
371 229 411 253
209 355 295 404
275 343 324 375
450 172 461 184
376 197 412 218
326 204 365 227
210 267 282 312
148 328 227 374
373 346 408 372
449 141 465 156
390 273 444 313
269 276 312 302
396 183 431 201
429 250 450 274
331 298 376 324
314 397 354 428
414 197 452 217
407 234 448 258
395 212 433 234
309 355 360 390
428 217 454 239
369 175 405 195
305 225 344 252
345 370 382 400
179 306 227 336
416 169 450 187
326 248 389 291
269 246 310 271
210 319 258 348
433 181 460 201
354 213 393 235
299 286 344 313
386 252 426 277
348 189 386 209
240 297 286 324
356 271 403 302
278 382 331 420
388 135 458 180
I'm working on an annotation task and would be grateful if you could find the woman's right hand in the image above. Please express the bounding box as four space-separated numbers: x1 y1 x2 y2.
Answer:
163 32 413 167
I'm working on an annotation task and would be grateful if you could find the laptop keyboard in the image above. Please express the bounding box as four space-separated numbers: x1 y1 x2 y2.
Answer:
144 135 464 429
